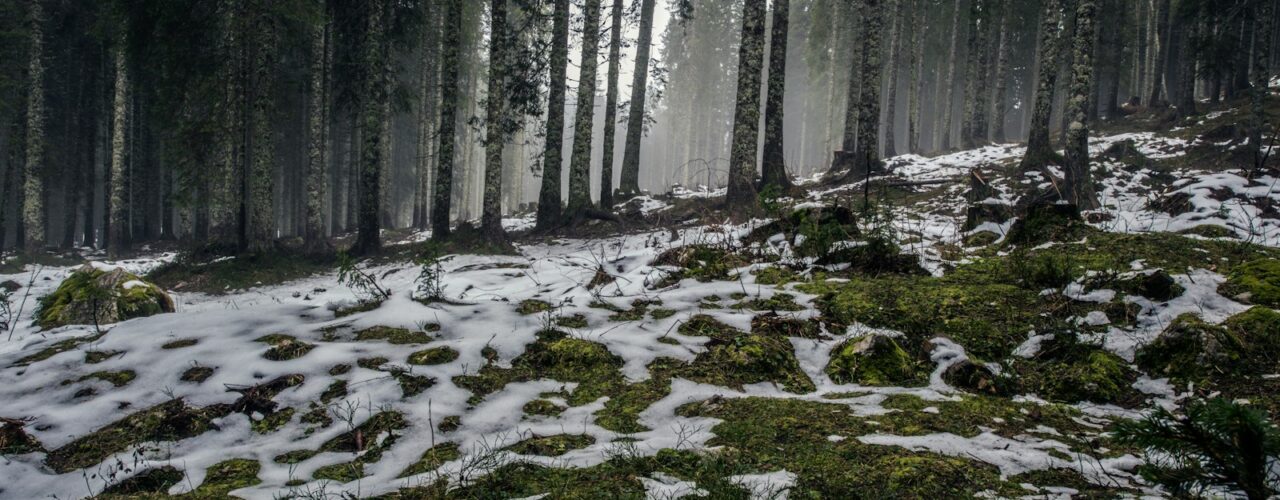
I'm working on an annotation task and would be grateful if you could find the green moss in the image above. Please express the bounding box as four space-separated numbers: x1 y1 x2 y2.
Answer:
649 308 677 320
13 332 105 366
398 442 460 478
1004 203 1090 246
76 370 137 387
963 231 1000 247
1221 259 1280 307
652 245 748 285
84 350 122 364
181 366 215 383
392 370 435 398
556 313 590 328
256 334 314 361
517 299 553 315
732 293 804 312
1224 307 1280 373
320 380 348 403
313 461 365 482
0 420 43 455
252 407 294 434
273 449 318 464
826 336 925 387
37 267 174 329
319 411 407 453
506 434 596 456
1179 224 1237 238
438 416 461 433
189 458 261 497
1018 342 1138 405
355 326 433 344
455 334 626 407
408 347 460 365
147 250 332 295
751 313 822 339
679 329 815 393
45 399 219 473
1136 314 1237 381
357 357 389 370
99 466 184 496
754 266 800 285
523 399 565 417
334 299 383 318
161 338 199 349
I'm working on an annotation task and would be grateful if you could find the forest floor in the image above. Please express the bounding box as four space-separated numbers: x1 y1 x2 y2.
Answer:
2 95 1280 499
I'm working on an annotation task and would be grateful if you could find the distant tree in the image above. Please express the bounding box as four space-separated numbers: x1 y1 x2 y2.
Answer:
990 0 1012 142
107 33 129 259
304 12 333 254
1147 0 1171 107
726 0 767 212
907 0 927 153
480 0 510 243
1249 0 1273 170
882 0 904 158
936 0 962 151
535 0 569 230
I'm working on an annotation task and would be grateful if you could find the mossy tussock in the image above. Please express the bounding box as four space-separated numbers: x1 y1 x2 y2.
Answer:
37 266 174 329
1220 258 1280 307
676 315 815 393
506 433 596 456
826 335 926 387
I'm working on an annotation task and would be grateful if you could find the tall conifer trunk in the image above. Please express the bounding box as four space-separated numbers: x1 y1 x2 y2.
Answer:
1063 0 1100 209
599 0 623 208
535 0 569 229
566 0 602 217
725 0 767 211
618 0 657 197
761 0 795 193
22 0 46 253
432 0 463 239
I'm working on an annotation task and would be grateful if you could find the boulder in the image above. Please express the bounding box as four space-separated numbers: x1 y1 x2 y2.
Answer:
37 266 175 329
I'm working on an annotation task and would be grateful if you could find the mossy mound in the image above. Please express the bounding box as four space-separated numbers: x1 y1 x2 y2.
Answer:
826 335 926 387
516 299 553 315
817 236 929 276
751 312 823 339
189 458 261 497
320 411 406 454
407 346 460 365
0 418 43 455
37 266 175 329
99 466 185 496
1112 269 1184 301
256 334 315 361
506 434 596 456
745 205 860 258
941 359 1008 395
651 245 749 284
45 399 219 473
1220 259 1280 307
398 442 460 478
1016 336 1140 405
355 326 433 344
1222 307 1280 373
454 332 626 408
1004 203 1090 246
677 315 815 393
1136 314 1240 382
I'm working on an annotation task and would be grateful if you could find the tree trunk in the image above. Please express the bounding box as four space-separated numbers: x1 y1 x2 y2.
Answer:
760 0 795 192
937 0 963 151
882 0 904 158
840 0 865 154
304 16 332 253
354 0 387 254
907 0 927 153
991 0 1012 142
1020 0 1065 171
1147 0 1170 107
725 0 767 211
22 0 46 253
961 0 990 149
481 0 509 241
852 0 886 182
535 0 569 229
614 0 655 198
246 8 277 253
1063 0 1100 209
108 45 129 258
433 0 463 239
1251 0 1274 169
566 0 602 216
599 0 624 208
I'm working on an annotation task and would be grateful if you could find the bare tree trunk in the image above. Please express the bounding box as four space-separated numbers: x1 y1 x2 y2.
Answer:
937 0 963 151
108 44 129 258
433 0 463 239
22 0 46 253
481 0 509 241
304 16 332 253
991 0 1012 142
852 0 886 182
1147 0 1170 107
761 0 795 192
726 0 767 211
1063 0 1100 209
907 0 927 153
566 0 602 217
354 0 387 254
599 0 624 207
882 0 904 158
618 0 656 197
1020 0 1065 171
1251 0 1274 169
246 8 277 253
840 0 865 154
535 0 569 229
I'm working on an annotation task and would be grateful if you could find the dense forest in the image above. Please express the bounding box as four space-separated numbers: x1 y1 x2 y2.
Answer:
3 0 1280 498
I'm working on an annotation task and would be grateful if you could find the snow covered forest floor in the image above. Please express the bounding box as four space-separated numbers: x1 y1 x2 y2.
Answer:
2 101 1280 499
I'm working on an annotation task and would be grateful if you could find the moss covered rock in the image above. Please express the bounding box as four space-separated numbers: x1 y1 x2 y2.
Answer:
826 335 925 387
1220 259 1280 307
1019 338 1138 404
1223 307 1280 374
37 266 174 329
1005 202 1089 246
1136 314 1240 381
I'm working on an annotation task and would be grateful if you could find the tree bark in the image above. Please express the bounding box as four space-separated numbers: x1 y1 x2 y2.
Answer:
991 0 1012 142
907 0 927 153
761 0 795 193
852 0 885 181
1063 0 1100 209
961 0 991 149
599 0 624 208
108 44 129 258
304 15 332 253
937 0 963 151
566 0 602 216
618 0 656 197
1020 0 1065 171
726 0 767 211
1251 0 1274 169
481 0 509 241
22 0 46 253
882 0 905 158
535 0 569 229
354 0 387 254
1147 0 1170 107
433 0 463 239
